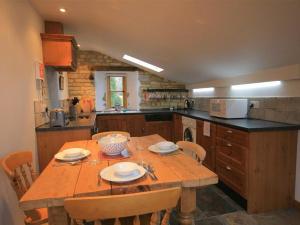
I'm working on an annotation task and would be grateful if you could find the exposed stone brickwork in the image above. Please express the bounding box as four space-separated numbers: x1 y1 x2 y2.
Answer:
68 50 186 109
68 50 131 98
139 70 186 109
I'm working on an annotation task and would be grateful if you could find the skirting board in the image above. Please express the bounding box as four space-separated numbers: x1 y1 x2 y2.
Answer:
294 200 300 211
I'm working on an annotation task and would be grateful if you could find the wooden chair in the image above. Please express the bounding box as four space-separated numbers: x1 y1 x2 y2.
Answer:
92 131 131 140
176 141 206 164
64 187 181 225
1 151 48 225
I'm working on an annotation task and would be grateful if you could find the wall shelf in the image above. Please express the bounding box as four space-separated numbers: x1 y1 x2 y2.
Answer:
143 88 189 92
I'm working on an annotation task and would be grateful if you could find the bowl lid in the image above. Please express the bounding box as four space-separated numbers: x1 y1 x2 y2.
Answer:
99 134 127 145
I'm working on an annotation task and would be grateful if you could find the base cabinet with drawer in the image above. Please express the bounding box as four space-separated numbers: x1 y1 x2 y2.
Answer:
96 114 173 140
196 120 216 172
173 114 183 142
36 128 92 172
215 125 297 213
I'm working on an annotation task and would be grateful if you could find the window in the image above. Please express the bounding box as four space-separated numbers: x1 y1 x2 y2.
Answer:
106 76 127 108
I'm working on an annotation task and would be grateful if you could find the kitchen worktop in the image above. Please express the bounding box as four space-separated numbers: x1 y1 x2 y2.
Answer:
36 109 299 132
175 109 300 131
35 112 96 131
97 108 300 132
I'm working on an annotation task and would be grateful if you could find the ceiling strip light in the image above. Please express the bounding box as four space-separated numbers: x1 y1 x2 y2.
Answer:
123 54 163 72
231 81 281 90
193 87 215 93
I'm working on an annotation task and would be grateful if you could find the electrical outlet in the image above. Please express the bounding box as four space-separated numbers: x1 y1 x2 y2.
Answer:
250 101 260 109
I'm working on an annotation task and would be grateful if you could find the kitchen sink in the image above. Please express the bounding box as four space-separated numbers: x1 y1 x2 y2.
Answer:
98 109 141 113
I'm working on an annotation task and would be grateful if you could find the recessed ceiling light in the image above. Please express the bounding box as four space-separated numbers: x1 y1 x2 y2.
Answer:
59 8 66 13
122 54 163 72
231 81 281 90
77 44 80 47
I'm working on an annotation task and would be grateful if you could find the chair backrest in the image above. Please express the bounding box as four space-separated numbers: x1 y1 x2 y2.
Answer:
64 187 181 224
92 131 131 140
176 141 206 164
1 151 36 199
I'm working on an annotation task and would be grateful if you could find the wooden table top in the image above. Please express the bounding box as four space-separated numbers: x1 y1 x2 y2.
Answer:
20 135 218 210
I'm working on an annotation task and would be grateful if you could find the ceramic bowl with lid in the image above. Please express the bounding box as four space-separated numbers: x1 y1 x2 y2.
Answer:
98 134 128 155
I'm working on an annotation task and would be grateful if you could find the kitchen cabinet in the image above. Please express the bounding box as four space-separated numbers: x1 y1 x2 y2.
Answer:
96 115 145 137
196 120 216 172
96 114 173 140
96 115 127 132
36 128 92 171
215 124 297 213
173 114 183 142
125 115 145 137
41 34 78 71
144 121 173 141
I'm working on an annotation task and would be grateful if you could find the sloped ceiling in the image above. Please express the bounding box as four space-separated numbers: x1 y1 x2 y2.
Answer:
30 0 300 84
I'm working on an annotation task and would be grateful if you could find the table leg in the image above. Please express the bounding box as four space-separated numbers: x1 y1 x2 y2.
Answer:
178 187 196 225
48 206 70 225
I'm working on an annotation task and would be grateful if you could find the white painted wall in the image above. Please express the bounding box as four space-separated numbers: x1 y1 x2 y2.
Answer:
0 0 43 224
94 71 140 111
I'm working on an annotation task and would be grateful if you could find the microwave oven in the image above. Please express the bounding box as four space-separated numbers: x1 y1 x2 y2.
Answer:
209 99 248 119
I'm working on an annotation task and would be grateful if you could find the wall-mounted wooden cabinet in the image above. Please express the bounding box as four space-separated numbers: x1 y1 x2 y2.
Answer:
41 34 78 71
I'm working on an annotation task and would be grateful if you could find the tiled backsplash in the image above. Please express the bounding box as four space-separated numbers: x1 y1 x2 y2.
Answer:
191 97 300 125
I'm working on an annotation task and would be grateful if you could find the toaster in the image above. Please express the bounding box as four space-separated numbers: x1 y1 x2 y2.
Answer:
50 108 68 127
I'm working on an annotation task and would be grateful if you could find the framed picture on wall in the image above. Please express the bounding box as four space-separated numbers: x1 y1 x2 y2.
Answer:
59 75 64 90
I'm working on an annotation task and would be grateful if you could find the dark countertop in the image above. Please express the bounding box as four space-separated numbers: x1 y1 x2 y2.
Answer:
36 109 299 132
96 109 300 132
36 113 96 132
174 109 300 131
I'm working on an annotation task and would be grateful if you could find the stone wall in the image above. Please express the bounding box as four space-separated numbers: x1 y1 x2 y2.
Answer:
191 97 300 125
68 50 186 109
139 70 186 109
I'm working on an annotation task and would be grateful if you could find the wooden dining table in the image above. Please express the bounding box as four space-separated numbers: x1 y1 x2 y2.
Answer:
20 134 218 225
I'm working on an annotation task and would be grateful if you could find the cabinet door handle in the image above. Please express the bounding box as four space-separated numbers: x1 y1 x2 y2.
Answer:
227 143 232 147
226 130 233 134
226 166 232 171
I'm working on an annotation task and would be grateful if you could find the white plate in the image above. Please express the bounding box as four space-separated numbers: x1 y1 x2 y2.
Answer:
100 163 146 183
148 144 179 154
113 162 139 176
55 148 91 161
156 141 176 150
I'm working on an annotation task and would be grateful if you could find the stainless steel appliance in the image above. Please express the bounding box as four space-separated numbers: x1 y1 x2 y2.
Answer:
209 99 248 118
184 99 194 109
50 108 68 127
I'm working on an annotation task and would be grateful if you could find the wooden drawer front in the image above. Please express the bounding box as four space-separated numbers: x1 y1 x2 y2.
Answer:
216 159 247 198
216 138 247 172
217 125 249 147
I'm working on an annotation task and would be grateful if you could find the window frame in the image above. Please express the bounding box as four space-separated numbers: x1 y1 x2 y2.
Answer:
106 75 127 108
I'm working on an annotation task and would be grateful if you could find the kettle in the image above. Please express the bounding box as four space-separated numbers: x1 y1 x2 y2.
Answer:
50 108 68 127
184 99 194 109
